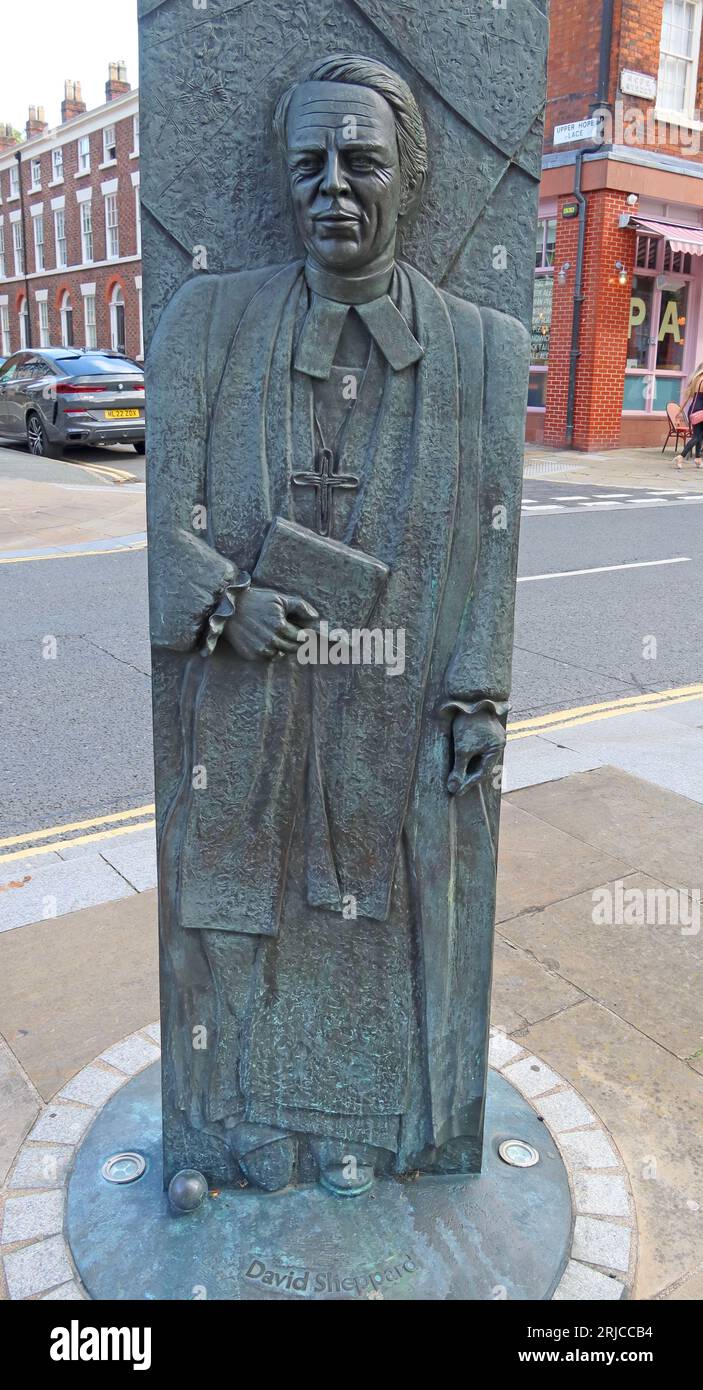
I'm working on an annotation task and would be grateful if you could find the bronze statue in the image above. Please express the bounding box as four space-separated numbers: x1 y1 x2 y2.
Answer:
148 55 529 1197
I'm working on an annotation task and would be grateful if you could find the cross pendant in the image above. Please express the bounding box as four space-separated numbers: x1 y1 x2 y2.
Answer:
291 447 360 537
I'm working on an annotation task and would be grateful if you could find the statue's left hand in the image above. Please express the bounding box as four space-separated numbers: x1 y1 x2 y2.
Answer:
447 711 506 796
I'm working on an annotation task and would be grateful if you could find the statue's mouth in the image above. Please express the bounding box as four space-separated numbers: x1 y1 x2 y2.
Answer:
313 210 360 224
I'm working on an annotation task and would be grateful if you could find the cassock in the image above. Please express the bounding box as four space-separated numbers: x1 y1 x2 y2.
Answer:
147 258 529 1180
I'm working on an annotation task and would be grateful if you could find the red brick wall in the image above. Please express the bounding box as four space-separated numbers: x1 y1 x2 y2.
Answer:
547 0 703 163
545 0 606 146
544 190 635 449
573 190 634 447
543 202 580 446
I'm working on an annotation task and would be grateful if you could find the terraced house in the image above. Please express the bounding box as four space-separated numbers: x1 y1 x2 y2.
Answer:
0 64 141 363
532 0 703 449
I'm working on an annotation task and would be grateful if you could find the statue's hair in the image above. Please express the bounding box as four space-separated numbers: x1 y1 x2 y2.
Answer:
272 53 428 210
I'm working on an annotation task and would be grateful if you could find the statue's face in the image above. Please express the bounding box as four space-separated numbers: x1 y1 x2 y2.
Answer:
285 81 402 273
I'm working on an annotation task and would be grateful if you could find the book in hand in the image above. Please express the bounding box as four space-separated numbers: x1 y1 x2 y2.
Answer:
253 517 389 631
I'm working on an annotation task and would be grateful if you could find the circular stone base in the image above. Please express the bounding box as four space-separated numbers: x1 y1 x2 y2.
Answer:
67 1063 573 1301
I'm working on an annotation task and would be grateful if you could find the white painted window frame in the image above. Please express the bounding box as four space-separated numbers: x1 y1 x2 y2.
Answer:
656 0 703 122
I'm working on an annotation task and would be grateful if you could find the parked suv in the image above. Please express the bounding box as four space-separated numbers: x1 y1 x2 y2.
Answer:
0 348 145 456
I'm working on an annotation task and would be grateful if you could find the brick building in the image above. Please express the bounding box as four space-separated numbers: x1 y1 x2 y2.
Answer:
0 65 141 366
530 0 703 448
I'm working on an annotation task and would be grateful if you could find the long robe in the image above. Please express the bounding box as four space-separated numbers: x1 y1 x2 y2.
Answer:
147 260 529 1183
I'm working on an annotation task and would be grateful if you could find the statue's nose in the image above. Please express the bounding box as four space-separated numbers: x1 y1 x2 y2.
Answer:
319 149 349 197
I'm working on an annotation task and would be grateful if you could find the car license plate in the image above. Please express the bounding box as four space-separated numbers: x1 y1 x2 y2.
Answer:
105 408 141 419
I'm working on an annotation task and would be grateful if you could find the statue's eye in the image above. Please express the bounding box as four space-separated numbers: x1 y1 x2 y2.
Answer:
347 156 375 173
295 156 323 175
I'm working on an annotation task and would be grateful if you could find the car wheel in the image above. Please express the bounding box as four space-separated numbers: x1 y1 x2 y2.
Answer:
133 440 146 455
26 412 62 459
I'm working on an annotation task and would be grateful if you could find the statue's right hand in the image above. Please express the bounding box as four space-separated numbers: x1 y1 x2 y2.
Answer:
222 586 318 661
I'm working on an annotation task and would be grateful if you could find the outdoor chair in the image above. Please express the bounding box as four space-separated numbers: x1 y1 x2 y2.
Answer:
662 401 692 455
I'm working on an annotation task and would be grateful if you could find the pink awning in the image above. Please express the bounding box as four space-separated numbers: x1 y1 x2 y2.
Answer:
629 216 703 256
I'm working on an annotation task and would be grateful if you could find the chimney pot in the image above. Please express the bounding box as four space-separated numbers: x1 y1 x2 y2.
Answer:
26 104 48 140
105 61 131 102
61 78 87 124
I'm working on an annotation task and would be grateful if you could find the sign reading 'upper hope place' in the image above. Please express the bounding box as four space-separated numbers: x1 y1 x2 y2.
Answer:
553 117 604 146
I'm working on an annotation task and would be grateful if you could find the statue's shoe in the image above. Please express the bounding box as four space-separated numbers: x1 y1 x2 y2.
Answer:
238 1136 296 1192
319 1162 375 1198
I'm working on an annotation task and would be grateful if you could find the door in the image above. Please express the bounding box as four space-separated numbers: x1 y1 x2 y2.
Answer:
4 356 37 437
0 357 29 437
0 359 19 432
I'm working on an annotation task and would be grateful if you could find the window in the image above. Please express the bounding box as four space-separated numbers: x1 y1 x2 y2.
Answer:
60 291 73 347
19 296 28 348
105 193 120 259
657 0 703 117
38 298 50 348
135 185 141 254
83 292 97 349
136 278 143 358
529 216 557 409
132 114 140 156
58 352 142 374
54 209 67 268
103 125 117 164
0 304 9 355
33 214 44 272
9 165 19 198
77 136 91 174
535 217 557 270
52 147 64 182
624 231 694 413
30 159 42 191
12 220 23 277
110 284 126 354
80 201 93 263
0 224 5 279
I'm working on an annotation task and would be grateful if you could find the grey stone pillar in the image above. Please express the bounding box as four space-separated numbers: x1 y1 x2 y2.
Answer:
140 0 547 1191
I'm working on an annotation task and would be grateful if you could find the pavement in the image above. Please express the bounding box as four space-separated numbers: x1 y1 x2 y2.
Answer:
0 439 702 1301
526 442 703 491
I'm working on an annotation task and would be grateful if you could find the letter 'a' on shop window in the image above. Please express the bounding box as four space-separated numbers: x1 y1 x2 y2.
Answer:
624 232 692 412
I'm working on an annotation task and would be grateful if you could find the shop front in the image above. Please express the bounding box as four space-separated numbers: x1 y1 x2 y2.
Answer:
528 167 703 450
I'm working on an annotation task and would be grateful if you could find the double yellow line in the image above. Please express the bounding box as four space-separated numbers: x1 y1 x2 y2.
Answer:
507 682 703 741
0 539 146 567
73 460 138 485
2 683 702 867
0 804 155 865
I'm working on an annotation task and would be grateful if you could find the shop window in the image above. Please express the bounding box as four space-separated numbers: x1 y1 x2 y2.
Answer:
627 275 655 369
624 233 694 414
657 282 688 370
635 235 658 270
530 217 555 409
663 245 693 274
535 217 557 269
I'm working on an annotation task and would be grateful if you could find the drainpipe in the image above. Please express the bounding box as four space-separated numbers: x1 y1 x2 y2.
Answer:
564 0 615 446
595 0 615 113
15 149 33 348
565 150 586 446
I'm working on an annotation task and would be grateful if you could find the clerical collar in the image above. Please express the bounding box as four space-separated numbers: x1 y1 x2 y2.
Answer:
305 260 395 305
295 260 425 380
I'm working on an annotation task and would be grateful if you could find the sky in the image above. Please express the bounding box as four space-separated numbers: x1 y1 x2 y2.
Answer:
2 0 139 134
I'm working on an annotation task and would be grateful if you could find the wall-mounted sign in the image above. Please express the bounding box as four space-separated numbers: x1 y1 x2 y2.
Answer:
562 202 579 219
620 69 657 100
553 117 604 146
